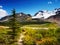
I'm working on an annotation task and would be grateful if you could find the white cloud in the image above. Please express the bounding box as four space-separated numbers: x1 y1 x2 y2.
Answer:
0 6 8 19
48 1 52 4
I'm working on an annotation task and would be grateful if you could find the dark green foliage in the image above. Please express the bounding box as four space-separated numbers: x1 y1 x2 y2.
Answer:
7 9 20 45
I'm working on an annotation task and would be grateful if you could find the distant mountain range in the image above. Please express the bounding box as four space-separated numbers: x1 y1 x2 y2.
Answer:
0 12 31 22
0 8 60 24
32 8 60 24
32 8 57 19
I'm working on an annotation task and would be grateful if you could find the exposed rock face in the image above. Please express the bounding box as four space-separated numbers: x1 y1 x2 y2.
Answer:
32 8 60 24
46 8 60 24
0 8 60 25
16 13 31 22
46 15 60 24
0 12 31 22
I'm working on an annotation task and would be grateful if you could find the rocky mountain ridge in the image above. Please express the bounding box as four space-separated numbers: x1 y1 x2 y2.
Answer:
0 12 31 22
0 8 60 24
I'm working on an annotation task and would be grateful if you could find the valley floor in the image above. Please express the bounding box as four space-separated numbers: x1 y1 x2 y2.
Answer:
0 23 60 45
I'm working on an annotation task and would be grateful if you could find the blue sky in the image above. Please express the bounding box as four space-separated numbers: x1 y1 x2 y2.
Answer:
0 0 60 15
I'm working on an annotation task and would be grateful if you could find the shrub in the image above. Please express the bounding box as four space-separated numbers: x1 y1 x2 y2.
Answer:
23 35 36 45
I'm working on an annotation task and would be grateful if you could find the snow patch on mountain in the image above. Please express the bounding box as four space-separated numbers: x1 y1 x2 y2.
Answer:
32 10 57 19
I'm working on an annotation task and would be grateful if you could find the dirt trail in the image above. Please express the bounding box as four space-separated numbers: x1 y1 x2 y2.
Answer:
18 32 26 45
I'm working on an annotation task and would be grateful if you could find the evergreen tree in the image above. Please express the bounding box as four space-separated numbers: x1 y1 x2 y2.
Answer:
8 9 20 45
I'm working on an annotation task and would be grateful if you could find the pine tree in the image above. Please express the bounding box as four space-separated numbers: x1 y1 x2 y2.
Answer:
8 9 20 45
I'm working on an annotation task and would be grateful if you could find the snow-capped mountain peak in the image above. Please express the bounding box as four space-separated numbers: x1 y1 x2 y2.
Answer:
32 9 58 19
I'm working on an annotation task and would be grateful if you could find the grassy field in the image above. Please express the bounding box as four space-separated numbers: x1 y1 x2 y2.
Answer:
0 22 60 45
21 23 58 29
20 23 60 45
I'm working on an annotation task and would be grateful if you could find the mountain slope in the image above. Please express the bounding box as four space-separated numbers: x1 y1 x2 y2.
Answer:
32 10 56 19
0 12 31 22
46 8 60 24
